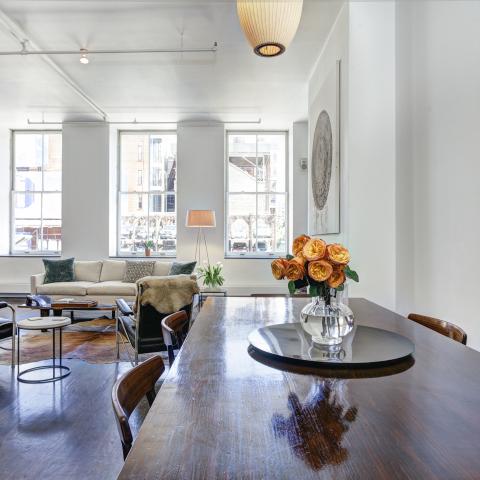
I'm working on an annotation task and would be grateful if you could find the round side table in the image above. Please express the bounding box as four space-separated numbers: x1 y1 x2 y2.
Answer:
16 316 71 384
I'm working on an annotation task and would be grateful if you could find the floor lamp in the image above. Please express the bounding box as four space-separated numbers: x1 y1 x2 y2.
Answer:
186 210 216 266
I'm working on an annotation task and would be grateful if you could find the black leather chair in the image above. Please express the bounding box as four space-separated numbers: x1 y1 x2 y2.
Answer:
115 290 196 365
0 301 16 367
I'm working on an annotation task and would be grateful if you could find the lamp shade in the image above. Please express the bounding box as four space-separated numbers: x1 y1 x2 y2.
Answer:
237 0 304 57
186 210 216 228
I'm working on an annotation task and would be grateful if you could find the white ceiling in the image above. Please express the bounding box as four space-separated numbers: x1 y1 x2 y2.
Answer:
0 0 342 126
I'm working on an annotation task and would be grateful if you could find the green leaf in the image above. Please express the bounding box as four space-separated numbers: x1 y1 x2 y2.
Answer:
288 281 296 295
344 265 359 282
286 254 294 260
336 284 345 292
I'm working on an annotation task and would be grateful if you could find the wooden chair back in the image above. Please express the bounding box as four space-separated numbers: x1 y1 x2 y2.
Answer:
111 355 165 459
408 313 467 345
161 311 189 365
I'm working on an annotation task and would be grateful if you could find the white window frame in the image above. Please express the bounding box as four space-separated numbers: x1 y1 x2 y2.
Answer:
117 130 177 257
10 130 62 256
225 130 289 259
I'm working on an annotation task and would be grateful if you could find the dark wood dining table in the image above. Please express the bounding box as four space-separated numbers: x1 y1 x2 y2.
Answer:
118 297 480 479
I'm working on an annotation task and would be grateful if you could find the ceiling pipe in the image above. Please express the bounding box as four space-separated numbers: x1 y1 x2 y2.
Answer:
0 8 107 120
0 42 218 56
27 117 262 125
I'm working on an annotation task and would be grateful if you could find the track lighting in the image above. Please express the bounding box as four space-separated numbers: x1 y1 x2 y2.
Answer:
79 49 89 64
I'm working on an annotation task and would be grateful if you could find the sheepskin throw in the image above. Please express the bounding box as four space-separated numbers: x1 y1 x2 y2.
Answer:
136 275 199 315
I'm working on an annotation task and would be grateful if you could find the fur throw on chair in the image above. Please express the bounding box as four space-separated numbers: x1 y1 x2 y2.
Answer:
135 275 199 315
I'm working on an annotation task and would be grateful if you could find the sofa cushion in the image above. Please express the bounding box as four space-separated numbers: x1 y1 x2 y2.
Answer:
169 261 197 275
123 261 156 283
37 281 94 296
153 261 172 276
43 258 75 284
75 261 103 282
100 260 126 282
87 281 137 296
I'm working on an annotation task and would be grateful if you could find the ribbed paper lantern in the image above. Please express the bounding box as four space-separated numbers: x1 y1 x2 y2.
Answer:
237 0 304 57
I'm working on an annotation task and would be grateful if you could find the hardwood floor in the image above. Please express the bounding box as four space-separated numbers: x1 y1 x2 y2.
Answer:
0 301 165 480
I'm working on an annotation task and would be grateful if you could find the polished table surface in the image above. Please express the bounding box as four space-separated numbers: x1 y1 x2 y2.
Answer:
118 298 480 480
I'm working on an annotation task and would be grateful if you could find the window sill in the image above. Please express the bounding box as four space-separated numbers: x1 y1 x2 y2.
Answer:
110 255 176 259
225 254 286 260
0 254 61 258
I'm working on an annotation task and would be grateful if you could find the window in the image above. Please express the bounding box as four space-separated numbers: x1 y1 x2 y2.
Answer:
118 132 177 256
11 131 62 254
226 132 287 257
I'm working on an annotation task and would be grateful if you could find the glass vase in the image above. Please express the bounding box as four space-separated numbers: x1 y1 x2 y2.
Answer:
300 293 354 346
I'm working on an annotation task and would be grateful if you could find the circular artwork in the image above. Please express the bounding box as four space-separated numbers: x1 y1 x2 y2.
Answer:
311 110 333 211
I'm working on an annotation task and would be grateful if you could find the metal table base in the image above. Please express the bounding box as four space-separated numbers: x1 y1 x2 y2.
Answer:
17 326 71 384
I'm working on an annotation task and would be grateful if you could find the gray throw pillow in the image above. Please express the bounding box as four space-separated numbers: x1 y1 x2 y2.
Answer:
168 261 197 275
123 260 156 283
43 258 75 284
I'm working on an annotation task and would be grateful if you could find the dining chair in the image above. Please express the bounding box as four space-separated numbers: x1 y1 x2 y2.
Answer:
111 355 165 460
161 311 189 365
0 301 16 367
407 313 467 345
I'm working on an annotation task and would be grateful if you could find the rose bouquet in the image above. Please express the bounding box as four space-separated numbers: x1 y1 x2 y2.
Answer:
271 235 359 303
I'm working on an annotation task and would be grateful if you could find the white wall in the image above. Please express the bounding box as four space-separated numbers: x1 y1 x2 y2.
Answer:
308 3 397 309
397 1 480 350
290 121 308 240
0 120 308 295
62 123 110 259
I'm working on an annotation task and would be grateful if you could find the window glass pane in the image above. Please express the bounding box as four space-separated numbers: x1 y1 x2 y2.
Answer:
14 192 41 219
226 132 287 256
227 193 256 254
12 131 62 254
120 134 148 192
13 219 41 253
257 134 285 192
41 220 62 252
14 133 43 191
228 134 256 192
43 133 62 191
43 193 61 219
119 193 149 254
257 194 286 253
119 132 177 256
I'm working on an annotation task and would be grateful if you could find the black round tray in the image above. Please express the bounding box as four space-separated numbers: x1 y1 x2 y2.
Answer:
248 323 414 368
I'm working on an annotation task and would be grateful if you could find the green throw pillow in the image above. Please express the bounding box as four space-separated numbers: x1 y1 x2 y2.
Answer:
43 258 75 284
168 261 197 275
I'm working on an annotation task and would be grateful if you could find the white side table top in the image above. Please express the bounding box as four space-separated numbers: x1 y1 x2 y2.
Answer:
17 317 71 330
200 287 227 293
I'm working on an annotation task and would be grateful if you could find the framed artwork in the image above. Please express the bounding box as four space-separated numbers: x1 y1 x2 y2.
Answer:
308 60 341 235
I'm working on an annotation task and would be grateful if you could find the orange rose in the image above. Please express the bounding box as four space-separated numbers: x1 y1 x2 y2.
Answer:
327 269 346 288
292 234 310 257
303 238 327 261
286 257 306 281
271 258 289 280
326 243 350 265
308 259 333 282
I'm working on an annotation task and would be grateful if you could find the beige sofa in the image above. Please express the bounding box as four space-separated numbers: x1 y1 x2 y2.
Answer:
31 260 176 304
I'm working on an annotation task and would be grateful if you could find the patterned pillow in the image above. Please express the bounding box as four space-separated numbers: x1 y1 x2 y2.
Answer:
43 258 75 284
168 261 197 275
123 261 156 283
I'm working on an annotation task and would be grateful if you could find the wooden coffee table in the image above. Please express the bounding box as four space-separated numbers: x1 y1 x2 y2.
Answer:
18 300 116 322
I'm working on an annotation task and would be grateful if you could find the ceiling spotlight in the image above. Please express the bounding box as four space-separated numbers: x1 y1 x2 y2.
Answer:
79 49 89 64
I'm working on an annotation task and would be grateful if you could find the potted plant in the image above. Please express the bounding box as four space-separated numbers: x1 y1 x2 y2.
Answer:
144 240 155 257
197 262 225 290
